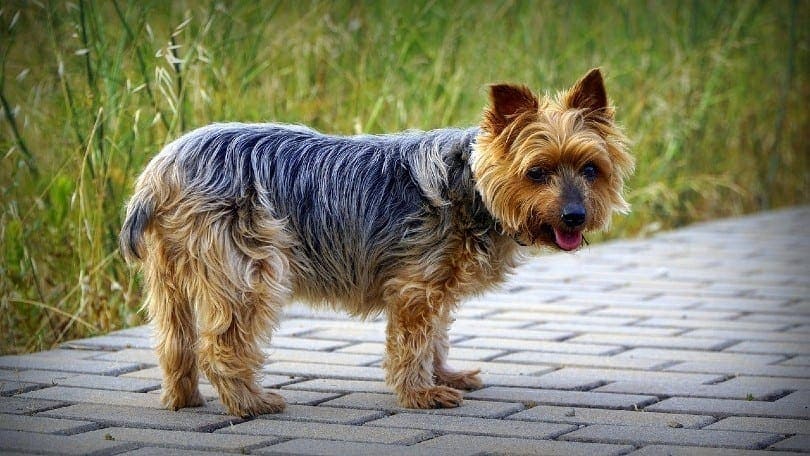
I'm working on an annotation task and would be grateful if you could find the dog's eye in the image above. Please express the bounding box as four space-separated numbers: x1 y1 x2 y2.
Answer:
582 163 598 182
526 167 550 184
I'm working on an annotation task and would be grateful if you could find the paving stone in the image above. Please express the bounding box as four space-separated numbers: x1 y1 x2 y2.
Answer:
560 424 782 449
635 317 789 331
0 356 140 375
535 367 724 386
253 438 425 456
55 374 160 392
263 362 385 381
435 359 553 375
0 396 66 414
613 348 785 364
283 378 390 394
568 333 731 350
269 336 354 351
683 328 808 342
415 434 633 456
117 448 223 456
770 434 810 451
627 445 799 455
531 322 683 336
456 337 623 355
0 413 99 434
489 311 640 326
467 386 658 410
321 392 524 418
0 369 81 385
177 389 340 412
263 348 380 366
0 380 40 396
507 405 715 428
664 361 810 378
257 404 385 425
705 416 810 434
366 412 575 439
781 355 810 366
79 427 280 452
62 334 154 350
593 307 741 320
20 386 163 408
0 429 136 455
725 340 810 355
216 419 432 444
494 351 668 370
39 403 243 431
336 342 505 361
645 394 810 419
92 349 158 365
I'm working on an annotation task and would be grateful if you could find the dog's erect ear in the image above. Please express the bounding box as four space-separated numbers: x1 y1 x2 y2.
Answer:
565 68 613 121
484 84 538 135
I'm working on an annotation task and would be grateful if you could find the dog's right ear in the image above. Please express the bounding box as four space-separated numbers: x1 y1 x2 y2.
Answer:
484 84 538 135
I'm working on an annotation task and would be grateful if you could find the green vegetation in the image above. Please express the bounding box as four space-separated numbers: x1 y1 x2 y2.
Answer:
1 1 807 353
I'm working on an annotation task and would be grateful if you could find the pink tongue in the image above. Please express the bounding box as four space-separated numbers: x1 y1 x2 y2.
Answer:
553 228 583 251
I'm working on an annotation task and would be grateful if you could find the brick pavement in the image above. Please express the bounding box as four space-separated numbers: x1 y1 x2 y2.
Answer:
1 206 808 455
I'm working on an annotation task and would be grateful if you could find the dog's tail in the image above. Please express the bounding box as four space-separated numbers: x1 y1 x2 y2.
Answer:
119 185 156 264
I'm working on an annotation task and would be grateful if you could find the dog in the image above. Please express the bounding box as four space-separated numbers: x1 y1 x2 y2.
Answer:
120 68 633 417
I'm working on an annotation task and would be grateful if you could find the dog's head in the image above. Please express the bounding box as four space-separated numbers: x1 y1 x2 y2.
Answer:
472 68 634 250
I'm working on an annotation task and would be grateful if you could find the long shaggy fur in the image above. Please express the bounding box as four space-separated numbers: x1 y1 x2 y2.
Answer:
121 68 632 417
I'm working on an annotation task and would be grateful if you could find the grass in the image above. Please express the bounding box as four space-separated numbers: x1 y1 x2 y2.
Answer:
1 0 808 354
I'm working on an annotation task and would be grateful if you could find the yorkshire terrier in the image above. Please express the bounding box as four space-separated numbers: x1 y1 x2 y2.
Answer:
120 68 633 417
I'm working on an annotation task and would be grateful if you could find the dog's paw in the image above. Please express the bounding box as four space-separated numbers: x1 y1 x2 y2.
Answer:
398 385 464 409
435 368 483 391
227 391 286 417
161 388 206 411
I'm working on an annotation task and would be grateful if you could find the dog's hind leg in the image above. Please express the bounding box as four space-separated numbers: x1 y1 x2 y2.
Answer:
190 206 291 417
144 239 205 411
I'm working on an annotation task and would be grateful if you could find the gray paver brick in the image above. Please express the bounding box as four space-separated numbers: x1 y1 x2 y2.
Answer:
39 403 243 431
645 394 810 419
613 347 785 364
264 348 380 366
263 361 385 381
0 356 140 375
257 404 386 424
456 337 623 355
627 445 799 456
321 392 524 418
117 448 223 456
253 438 421 456
705 416 810 434
664 360 810 378
560 424 782 449
725 340 810 355
79 427 280 452
20 386 163 408
416 434 633 456
0 429 136 455
216 419 433 444
507 405 715 428
0 396 67 414
494 351 668 370
283 378 391 394
0 413 99 434
568 333 732 350
336 342 505 360
467 386 658 410
532 322 683 336
771 434 810 451
366 412 576 439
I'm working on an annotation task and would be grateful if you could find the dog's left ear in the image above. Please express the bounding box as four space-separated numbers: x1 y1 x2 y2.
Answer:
484 84 539 135
565 68 613 122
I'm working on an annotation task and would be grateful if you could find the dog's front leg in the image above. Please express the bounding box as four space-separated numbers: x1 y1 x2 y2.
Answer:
383 290 463 409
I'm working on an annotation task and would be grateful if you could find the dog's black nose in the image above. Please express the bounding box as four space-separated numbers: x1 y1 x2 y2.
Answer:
561 203 586 228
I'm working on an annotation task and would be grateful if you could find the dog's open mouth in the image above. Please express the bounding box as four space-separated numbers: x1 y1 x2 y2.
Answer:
535 224 583 251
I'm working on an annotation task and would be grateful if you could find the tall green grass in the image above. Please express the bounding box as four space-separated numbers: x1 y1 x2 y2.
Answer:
1 0 807 353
